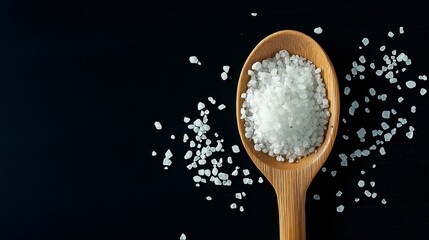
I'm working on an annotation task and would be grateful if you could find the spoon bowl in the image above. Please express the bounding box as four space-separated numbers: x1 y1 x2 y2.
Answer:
236 30 340 240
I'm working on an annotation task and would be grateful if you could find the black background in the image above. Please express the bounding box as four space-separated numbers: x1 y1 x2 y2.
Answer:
1 0 429 239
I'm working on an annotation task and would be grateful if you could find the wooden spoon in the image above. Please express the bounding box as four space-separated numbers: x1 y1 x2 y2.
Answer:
236 30 340 240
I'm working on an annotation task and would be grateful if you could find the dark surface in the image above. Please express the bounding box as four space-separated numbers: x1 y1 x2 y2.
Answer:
1 0 429 239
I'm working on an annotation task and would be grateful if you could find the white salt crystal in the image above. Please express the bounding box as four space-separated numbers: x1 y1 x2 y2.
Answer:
183 117 190 123
372 192 377 198
380 45 386 51
258 177 264 183
223 65 230 73
405 80 416 89
184 150 193 160
239 206 244 212
398 97 404 103
361 149 370 156
344 86 351 95
370 181 375 187
357 128 366 139
358 180 365 189
359 56 366 64
388 31 394 38
221 72 228 80
154 121 162 130
179 233 187 240
370 63 375 69
170 134 175 140
197 102 205 110
384 133 392 142
314 27 323 34
420 88 427 95
251 12 257 16
189 56 199 64
336 191 343 197
321 167 326 172
235 193 242 199
381 198 387 204
232 145 240 153
152 151 157 156
206 196 212 201
364 190 371 197
362 38 369 46
243 169 250 176
382 111 390 119
313 194 320 200
218 104 226 110
230 203 237 209
379 147 386 155
355 198 360 202
406 131 413 139
336 205 345 213
369 88 376 96
331 170 337 177
411 106 416 113
399 26 404 34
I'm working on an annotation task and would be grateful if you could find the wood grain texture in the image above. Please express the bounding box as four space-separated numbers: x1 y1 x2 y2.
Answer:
236 30 340 240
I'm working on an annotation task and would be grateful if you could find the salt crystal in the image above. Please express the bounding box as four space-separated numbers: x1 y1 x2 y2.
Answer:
230 203 237 209
399 26 404 34
359 56 366 64
398 97 404 103
336 191 343 197
380 45 386 51
405 80 416 89
239 206 244 212
221 72 228 80
381 198 387 204
206 196 212 201
364 190 371 197
355 198 360 202
406 131 413 139
170 135 175 140
232 145 240 153
411 106 416 113
197 102 205 110
372 192 377 198
420 88 427 95
218 104 226 110
251 12 257 17
179 233 187 240
223 65 230 73
184 150 193 160
336 205 345 213
362 38 369 46
331 170 337 177
152 151 157 156
314 27 323 34
382 111 390 119
313 194 320 200
258 177 264 183
154 121 162 130
369 88 376 96
189 56 199 64
344 86 351 95
388 31 394 38
370 181 375 187
379 147 386 155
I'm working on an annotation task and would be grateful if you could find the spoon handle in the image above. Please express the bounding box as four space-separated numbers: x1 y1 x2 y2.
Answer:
274 177 307 240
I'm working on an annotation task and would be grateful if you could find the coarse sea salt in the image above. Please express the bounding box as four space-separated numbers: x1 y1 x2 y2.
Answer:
314 27 323 34
241 50 330 163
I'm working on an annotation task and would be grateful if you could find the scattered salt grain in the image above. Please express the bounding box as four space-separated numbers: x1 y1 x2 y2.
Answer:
154 121 162 130
313 194 320 200
239 206 244 212
197 102 205 110
251 12 257 17
331 170 337 177
381 198 387 204
406 131 414 139
380 45 386 51
411 106 416 113
364 190 371 197
179 233 187 240
314 27 323 34
223 65 230 73
362 38 369 46
379 147 386 155
221 72 228 80
206 196 212 201
388 31 394 38
399 26 404 34
232 145 240 153
344 86 351 95
218 104 226 110
382 111 390 119
171 135 175 140
184 150 193 160
183 117 190 123
370 181 375 187
405 80 416 89
336 191 343 197
189 56 201 65
420 88 427 96
355 198 360 202
230 203 237 209
258 177 264 183
336 205 345 213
